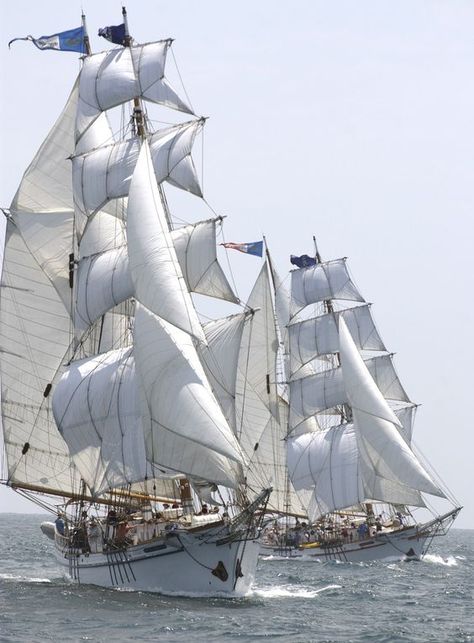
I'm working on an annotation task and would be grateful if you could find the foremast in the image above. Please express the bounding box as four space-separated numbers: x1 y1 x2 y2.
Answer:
0 8 257 516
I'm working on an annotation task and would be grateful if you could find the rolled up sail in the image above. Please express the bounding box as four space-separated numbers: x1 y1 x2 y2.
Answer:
76 41 193 141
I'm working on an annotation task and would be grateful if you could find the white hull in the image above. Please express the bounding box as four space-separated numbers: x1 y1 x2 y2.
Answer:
261 525 427 562
260 510 460 563
54 525 260 596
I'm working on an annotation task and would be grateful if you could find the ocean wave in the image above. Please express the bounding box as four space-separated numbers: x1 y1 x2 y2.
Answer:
0 572 52 583
251 584 341 598
421 554 458 567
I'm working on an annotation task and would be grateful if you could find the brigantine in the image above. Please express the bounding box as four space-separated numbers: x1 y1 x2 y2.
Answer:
258 243 461 562
0 11 273 596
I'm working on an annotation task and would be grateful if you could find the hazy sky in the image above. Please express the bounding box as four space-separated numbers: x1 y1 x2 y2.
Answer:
0 1 472 528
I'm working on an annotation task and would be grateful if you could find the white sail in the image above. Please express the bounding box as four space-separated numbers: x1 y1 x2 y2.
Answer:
236 262 279 426
75 217 237 336
126 140 205 342
76 41 193 141
11 82 78 214
172 218 238 303
288 424 362 518
9 83 78 311
75 246 133 335
0 222 80 494
79 209 127 259
73 120 203 218
287 422 425 521
289 353 410 430
339 317 445 498
289 304 385 374
198 313 247 431
290 258 364 317
245 398 306 515
52 348 147 496
134 304 243 487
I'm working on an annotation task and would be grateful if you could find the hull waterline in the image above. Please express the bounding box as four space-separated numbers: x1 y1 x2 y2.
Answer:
54 527 260 596
260 508 461 563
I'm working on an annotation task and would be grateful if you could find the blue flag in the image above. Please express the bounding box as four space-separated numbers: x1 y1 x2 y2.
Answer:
222 241 264 257
8 27 85 53
290 254 317 268
98 24 126 46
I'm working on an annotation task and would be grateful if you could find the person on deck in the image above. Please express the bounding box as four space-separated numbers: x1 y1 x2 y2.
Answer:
55 514 65 535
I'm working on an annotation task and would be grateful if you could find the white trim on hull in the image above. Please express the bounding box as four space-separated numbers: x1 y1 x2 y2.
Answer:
54 526 260 596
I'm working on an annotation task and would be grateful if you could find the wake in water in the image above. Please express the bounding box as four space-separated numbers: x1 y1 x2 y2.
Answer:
0 572 52 584
251 584 341 599
421 553 458 567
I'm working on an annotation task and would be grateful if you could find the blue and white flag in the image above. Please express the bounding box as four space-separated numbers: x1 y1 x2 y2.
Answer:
221 241 264 257
290 254 317 268
98 23 126 46
8 26 85 53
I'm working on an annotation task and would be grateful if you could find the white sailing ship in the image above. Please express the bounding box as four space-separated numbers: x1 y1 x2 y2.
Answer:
258 244 461 562
0 11 273 596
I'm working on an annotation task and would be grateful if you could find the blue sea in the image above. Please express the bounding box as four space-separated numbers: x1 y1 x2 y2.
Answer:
0 514 472 642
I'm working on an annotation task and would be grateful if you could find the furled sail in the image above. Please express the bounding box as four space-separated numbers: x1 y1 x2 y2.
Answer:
126 140 205 343
76 41 193 142
73 120 204 219
290 258 364 317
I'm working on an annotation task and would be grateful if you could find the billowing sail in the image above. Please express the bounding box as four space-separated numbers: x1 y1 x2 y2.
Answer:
198 313 247 431
289 304 385 374
134 304 243 487
288 424 363 519
75 218 237 336
289 353 409 430
52 348 148 496
73 120 204 218
126 140 205 343
287 422 426 521
76 41 193 141
339 317 444 498
290 258 364 317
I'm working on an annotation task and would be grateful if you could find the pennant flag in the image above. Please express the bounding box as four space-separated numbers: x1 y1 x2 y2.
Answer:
290 254 317 268
221 241 263 257
8 27 85 53
98 23 126 46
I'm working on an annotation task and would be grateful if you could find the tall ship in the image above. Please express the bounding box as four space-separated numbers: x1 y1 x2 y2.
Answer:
259 242 461 562
0 10 272 596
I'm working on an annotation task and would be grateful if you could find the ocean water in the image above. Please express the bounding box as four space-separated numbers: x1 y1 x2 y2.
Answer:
0 514 472 643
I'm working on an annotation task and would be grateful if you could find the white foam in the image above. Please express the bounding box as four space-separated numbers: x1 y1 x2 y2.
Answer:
251 584 341 599
0 572 52 583
421 554 458 567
